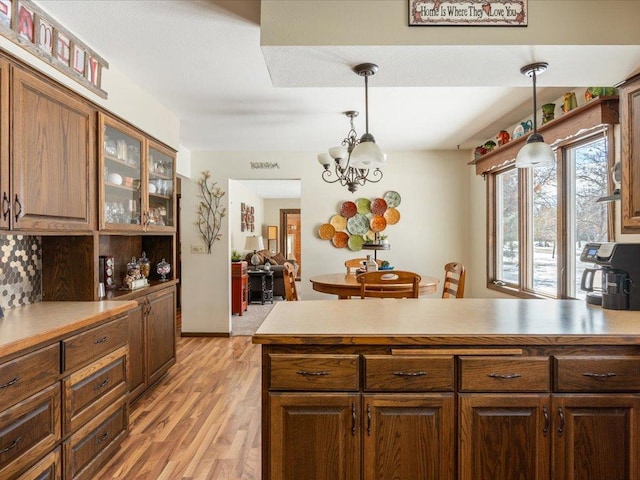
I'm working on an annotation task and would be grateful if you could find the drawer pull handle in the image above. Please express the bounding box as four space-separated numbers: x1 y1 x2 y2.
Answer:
94 378 110 390
0 436 21 454
366 404 372 436
392 371 427 377
94 336 108 344
557 406 565 437
543 405 549 436
487 373 522 380
0 376 20 389
2 192 10 220
296 370 330 376
583 372 617 378
351 403 356 436
96 432 109 445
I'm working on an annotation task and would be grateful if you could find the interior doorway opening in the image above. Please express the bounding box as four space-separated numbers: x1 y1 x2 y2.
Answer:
280 209 301 280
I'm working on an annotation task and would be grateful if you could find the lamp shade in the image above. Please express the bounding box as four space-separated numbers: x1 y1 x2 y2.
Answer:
317 153 331 167
244 235 264 252
516 133 556 168
329 146 348 160
350 133 384 168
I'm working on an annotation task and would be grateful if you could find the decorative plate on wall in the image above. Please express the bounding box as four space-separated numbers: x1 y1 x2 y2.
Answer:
332 231 349 248
340 201 357 218
383 191 401 208
370 198 388 215
318 223 336 240
347 234 364 251
356 197 371 215
383 207 400 225
370 214 387 232
329 214 347 231
347 213 369 235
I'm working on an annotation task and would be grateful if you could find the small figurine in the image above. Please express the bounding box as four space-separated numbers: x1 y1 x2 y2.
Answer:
474 145 487 159
483 140 497 152
497 130 510 146
562 92 578 113
541 103 555 124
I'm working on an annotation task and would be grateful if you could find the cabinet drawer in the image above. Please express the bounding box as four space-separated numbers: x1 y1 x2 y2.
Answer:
0 384 61 480
269 354 359 391
63 315 127 372
64 400 128 480
364 355 454 391
63 346 129 435
16 447 61 480
555 356 640 392
0 343 60 412
459 357 550 392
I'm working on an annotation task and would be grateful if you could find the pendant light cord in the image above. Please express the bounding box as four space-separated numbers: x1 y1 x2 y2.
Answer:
364 73 369 134
532 69 538 134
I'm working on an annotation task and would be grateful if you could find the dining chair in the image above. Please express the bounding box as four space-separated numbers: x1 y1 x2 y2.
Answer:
442 262 466 298
283 261 299 301
345 258 383 275
356 271 421 299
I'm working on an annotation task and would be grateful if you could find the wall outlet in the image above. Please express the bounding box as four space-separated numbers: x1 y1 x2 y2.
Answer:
191 244 205 254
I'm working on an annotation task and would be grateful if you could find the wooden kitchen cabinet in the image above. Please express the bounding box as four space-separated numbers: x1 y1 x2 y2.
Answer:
11 65 95 232
0 57 8 230
620 73 640 231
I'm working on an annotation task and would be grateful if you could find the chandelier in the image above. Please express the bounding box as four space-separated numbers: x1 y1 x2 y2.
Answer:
318 63 385 193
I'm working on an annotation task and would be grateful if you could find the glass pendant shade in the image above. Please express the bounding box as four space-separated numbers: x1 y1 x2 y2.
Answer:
317 152 331 167
516 133 555 168
329 146 348 160
350 133 384 168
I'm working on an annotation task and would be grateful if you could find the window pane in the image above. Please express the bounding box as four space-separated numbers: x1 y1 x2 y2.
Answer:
570 138 609 298
532 163 557 295
496 169 519 285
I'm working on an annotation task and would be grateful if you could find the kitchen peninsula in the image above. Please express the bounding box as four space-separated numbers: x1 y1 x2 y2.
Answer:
253 298 640 480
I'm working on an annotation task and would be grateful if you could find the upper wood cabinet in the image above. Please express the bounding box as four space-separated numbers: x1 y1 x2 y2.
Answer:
620 74 640 231
0 58 8 230
11 66 95 232
99 113 176 232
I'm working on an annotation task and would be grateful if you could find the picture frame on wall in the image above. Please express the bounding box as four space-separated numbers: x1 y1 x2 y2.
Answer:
0 1 12 28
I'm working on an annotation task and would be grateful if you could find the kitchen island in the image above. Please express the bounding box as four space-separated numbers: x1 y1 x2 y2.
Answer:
253 298 640 480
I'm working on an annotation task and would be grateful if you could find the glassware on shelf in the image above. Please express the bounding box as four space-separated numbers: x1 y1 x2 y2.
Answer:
139 252 151 279
157 258 171 282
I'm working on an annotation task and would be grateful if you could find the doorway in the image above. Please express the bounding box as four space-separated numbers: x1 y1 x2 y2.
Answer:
280 209 301 279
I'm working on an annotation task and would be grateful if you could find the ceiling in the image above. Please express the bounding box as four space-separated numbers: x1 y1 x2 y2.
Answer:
37 1 640 163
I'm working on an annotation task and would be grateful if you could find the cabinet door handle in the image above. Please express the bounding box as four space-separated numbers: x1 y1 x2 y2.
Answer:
0 376 20 389
392 371 427 377
96 432 109 445
487 373 522 380
351 403 356 436
2 192 10 220
366 403 372 436
0 436 22 454
94 336 108 344
296 370 330 377
557 406 565 437
583 372 617 378
94 377 110 391
543 405 549 436
14 194 22 222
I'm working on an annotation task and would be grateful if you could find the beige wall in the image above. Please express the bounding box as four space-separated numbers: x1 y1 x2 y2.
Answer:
264 198 302 254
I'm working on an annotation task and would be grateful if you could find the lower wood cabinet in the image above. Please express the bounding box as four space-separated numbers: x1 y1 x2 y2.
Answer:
128 285 177 403
262 347 640 480
16 448 61 480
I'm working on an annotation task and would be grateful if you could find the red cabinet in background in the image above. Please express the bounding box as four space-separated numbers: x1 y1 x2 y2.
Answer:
232 261 248 315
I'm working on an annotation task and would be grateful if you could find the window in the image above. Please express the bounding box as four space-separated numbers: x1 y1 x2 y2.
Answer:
489 130 613 298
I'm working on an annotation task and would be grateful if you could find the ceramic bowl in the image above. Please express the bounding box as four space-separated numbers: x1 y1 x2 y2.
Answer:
148 183 157 194
107 173 123 185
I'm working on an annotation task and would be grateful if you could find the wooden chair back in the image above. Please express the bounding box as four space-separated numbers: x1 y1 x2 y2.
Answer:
356 271 421 299
283 262 299 301
345 258 383 275
442 262 466 298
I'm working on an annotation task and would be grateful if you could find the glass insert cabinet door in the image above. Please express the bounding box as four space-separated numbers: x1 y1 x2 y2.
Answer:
101 118 144 230
146 144 175 229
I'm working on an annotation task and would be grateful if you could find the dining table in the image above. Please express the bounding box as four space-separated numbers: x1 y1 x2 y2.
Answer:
310 272 440 299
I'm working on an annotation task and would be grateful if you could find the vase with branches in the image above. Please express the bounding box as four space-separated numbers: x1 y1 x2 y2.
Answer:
195 170 226 254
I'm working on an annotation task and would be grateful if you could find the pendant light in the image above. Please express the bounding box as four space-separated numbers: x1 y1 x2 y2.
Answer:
516 62 556 168
349 63 385 168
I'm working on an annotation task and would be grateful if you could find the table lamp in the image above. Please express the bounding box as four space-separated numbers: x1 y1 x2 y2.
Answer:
244 235 264 270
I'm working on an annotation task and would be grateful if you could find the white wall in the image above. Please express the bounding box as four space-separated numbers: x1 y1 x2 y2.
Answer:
180 149 470 334
229 180 265 255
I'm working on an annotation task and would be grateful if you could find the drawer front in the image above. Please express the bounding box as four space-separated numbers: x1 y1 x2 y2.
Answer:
364 355 454 392
63 315 127 372
0 344 60 412
64 400 128 480
269 354 360 391
63 346 128 435
459 357 550 392
16 447 61 480
555 356 640 392
0 384 61 480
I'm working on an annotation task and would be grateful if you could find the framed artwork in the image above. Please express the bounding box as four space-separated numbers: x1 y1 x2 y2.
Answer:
36 16 53 54
17 4 34 42
409 0 527 26
0 1 12 28
55 31 70 65
72 43 85 74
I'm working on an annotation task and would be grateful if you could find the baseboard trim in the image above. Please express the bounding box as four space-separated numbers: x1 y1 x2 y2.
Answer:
181 332 231 338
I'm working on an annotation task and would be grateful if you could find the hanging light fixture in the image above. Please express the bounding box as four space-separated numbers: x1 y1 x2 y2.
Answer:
317 63 385 193
516 62 556 168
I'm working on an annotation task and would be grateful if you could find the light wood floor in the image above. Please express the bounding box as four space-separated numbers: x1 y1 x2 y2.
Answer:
96 335 262 479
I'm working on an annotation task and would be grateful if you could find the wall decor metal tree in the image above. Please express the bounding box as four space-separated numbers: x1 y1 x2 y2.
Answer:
195 170 226 254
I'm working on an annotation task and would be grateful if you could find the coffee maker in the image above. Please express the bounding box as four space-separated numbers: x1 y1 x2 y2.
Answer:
580 242 640 310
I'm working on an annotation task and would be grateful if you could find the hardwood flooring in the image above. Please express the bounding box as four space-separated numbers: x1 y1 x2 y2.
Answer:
96 336 262 479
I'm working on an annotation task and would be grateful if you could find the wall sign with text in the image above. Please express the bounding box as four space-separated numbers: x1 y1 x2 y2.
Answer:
409 0 527 26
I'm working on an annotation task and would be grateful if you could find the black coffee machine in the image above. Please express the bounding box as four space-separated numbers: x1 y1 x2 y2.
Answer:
580 242 640 310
